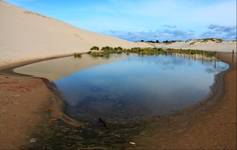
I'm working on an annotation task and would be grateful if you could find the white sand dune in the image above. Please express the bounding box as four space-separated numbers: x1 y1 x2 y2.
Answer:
151 40 236 52
0 1 148 68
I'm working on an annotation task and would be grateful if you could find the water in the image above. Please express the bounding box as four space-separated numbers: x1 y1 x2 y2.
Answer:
13 53 229 148
46 54 228 123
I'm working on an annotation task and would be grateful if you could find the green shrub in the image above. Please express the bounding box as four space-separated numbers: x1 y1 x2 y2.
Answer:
74 53 82 58
87 46 216 58
90 46 100 51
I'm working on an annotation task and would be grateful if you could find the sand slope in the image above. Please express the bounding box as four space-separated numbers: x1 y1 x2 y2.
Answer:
0 1 147 68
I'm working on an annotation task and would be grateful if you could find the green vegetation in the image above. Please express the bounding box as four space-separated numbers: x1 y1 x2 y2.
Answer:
88 46 124 58
202 38 223 43
166 48 217 57
189 42 196 45
90 46 100 51
189 38 223 45
74 53 82 58
86 46 217 58
162 40 177 44
140 40 160 43
127 47 166 55
28 119 146 150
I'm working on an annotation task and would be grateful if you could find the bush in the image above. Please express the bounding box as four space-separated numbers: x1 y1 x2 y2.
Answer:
74 53 82 58
90 46 100 51
87 46 216 58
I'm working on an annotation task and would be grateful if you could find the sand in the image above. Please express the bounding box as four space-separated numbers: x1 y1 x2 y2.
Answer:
151 40 237 52
0 72 81 150
0 1 148 69
0 74 59 150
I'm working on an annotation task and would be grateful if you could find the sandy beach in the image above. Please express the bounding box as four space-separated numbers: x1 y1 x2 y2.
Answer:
0 73 60 149
0 70 81 150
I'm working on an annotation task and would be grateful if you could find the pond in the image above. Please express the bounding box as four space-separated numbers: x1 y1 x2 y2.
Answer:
14 54 228 124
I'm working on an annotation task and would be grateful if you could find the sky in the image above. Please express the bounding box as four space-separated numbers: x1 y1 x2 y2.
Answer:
7 0 237 41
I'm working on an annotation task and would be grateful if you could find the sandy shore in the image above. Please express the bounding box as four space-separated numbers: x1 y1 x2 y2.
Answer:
0 71 80 150
0 74 58 150
0 52 236 149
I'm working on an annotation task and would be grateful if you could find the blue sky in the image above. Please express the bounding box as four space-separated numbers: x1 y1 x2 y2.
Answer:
7 0 237 41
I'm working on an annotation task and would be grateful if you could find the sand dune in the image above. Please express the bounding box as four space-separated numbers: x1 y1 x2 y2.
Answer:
0 1 148 68
151 40 236 52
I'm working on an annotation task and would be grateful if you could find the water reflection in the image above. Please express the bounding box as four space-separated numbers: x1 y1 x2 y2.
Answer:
54 54 228 123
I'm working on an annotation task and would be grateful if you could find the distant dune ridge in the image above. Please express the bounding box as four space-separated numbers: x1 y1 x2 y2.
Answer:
151 39 236 52
0 1 236 68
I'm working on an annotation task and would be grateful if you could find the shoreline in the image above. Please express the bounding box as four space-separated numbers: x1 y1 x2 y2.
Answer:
0 52 236 149
0 56 83 126
163 52 230 118
0 54 74 71
0 55 82 149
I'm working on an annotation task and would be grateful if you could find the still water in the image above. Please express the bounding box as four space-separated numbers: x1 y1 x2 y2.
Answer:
14 54 228 123
53 54 228 123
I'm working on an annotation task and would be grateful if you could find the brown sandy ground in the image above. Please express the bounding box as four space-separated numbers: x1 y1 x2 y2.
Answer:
129 53 236 150
0 53 236 150
0 74 65 150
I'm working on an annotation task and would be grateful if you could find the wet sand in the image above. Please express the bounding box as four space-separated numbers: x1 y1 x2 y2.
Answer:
0 52 236 149
13 54 128 81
